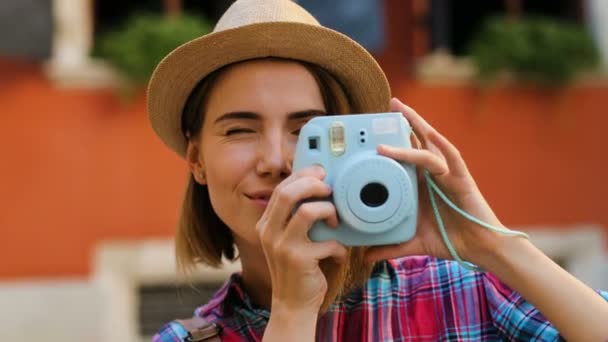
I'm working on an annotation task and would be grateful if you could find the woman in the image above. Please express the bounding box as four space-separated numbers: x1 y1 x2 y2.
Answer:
149 0 608 341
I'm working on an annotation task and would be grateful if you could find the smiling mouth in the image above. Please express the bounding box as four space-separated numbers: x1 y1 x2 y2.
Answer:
245 194 272 207
246 195 270 201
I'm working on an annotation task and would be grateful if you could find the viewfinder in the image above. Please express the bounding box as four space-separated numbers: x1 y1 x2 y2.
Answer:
330 121 345 155
308 136 319 150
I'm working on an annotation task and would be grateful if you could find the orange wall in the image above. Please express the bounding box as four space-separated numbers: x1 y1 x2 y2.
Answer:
1 61 185 278
2 60 608 279
396 82 608 231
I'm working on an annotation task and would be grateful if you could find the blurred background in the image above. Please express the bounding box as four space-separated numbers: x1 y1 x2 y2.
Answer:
1 0 608 341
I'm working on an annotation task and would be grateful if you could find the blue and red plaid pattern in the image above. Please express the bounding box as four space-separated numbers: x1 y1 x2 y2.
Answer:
153 256 608 341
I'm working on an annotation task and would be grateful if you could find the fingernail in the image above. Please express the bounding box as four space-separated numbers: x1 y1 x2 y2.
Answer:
378 144 391 152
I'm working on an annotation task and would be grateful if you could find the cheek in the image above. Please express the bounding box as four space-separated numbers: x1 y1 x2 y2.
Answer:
203 146 261 243
202 144 257 221
204 145 256 185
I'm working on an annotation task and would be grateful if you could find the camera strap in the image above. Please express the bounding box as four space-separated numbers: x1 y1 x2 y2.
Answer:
423 169 530 272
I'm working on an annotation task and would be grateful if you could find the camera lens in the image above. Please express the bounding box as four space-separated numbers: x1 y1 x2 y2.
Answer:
360 182 389 207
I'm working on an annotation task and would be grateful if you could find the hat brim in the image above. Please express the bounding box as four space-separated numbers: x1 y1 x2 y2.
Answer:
147 21 391 158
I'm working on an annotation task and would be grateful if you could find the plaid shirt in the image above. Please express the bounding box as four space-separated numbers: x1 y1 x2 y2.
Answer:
153 256 608 341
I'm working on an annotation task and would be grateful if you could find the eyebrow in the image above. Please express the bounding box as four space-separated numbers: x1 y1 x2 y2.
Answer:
213 109 326 124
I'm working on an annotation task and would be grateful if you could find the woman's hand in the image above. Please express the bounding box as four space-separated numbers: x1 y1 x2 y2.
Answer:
365 98 511 266
365 98 608 341
257 166 345 340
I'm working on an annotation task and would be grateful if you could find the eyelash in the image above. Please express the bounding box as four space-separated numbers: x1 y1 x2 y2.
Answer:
225 127 254 135
224 127 302 136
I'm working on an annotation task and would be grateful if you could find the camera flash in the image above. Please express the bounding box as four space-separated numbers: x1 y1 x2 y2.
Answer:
330 121 346 155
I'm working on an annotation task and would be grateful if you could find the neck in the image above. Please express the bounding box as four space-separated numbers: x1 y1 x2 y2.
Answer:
233 236 273 309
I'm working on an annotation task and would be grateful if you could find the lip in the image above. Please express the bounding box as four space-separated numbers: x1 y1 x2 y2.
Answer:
245 190 274 208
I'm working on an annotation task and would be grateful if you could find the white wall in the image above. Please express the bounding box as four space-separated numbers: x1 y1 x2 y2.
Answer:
0 280 101 341
587 0 608 69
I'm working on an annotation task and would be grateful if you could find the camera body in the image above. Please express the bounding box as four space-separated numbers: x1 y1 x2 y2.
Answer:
293 112 418 246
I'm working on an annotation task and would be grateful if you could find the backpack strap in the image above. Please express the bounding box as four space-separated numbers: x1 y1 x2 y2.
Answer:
176 316 221 342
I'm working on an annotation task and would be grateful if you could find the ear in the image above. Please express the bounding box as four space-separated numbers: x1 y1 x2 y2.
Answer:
186 141 206 185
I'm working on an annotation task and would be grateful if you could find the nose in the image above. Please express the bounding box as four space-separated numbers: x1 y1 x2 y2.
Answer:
255 129 293 180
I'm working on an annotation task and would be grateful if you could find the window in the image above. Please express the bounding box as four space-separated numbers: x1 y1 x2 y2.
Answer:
429 0 584 57
0 0 52 60
93 0 234 45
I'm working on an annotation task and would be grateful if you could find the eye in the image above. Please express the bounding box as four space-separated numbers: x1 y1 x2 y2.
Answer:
290 123 307 136
225 127 255 135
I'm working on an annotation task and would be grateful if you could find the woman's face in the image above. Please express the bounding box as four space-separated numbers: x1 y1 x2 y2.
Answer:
192 59 326 244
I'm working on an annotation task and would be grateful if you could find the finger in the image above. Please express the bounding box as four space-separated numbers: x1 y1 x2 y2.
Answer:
410 131 423 150
286 201 338 240
364 237 424 263
259 165 327 230
308 240 348 264
390 98 440 150
390 97 435 136
427 130 470 178
264 164 326 214
378 144 448 176
261 176 332 238
287 164 326 184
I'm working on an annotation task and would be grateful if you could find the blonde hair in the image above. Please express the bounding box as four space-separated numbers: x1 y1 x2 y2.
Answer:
176 58 353 273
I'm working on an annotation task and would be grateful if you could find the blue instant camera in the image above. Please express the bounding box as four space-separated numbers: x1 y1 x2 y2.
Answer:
293 112 418 246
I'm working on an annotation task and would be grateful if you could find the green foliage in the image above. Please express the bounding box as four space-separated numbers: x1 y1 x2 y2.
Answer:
469 16 600 85
95 13 213 86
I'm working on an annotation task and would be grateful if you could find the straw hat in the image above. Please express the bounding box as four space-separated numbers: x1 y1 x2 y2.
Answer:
147 0 391 158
